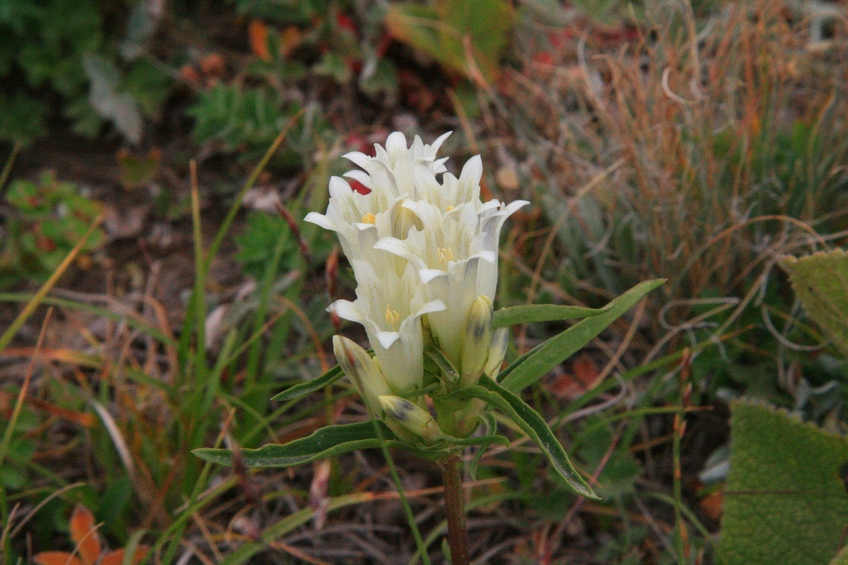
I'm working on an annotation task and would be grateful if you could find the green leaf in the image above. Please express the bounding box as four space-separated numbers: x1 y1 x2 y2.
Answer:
385 4 442 66
385 0 513 83
435 0 514 81
193 420 397 468
83 54 143 144
499 279 665 393
451 375 599 499
493 303 611 328
271 364 345 402
779 249 848 358
718 400 848 565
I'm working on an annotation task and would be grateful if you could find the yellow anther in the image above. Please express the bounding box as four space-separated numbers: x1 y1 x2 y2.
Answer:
385 304 401 328
446 205 455 211
438 247 455 266
361 213 376 225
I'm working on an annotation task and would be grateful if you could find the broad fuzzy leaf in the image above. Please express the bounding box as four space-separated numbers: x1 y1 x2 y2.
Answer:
779 249 848 358
718 400 848 564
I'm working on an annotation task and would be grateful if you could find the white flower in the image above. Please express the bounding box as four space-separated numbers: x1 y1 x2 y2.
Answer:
342 131 452 207
308 130 525 419
329 260 444 393
374 198 527 365
304 132 453 273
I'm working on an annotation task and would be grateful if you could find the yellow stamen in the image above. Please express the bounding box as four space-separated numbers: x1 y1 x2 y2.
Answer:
385 304 401 329
446 205 455 211
438 247 455 266
361 213 376 225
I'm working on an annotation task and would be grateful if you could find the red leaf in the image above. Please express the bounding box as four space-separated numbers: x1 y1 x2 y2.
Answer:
33 553 84 565
100 546 150 565
249 20 271 62
69 505 102 565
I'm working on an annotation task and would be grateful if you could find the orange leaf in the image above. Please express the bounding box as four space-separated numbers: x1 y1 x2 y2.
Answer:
100 546 150 565
572 353 600 387
280 25 302 56
249 20 270 61
69 505 102 565
33 552 84 565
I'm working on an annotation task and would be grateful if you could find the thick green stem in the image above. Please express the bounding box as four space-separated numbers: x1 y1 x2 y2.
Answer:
441 455 470 565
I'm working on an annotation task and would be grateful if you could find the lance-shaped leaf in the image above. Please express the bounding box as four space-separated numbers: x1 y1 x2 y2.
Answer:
499 279 664 393
449 375 599 499
194 421 398 468
493 303 612 328
271 364 345 402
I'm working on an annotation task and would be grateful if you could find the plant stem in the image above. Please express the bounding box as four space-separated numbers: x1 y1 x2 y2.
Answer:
441 455 470 565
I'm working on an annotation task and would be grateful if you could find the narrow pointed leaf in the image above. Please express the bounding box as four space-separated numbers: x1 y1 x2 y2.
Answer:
271 364 344 401
499 279 664 393
493 303 612 328
445 433 510 448
193 421 396 468
449 376 599 499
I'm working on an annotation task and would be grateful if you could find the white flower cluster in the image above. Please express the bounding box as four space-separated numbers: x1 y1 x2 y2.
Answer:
306 132 527 434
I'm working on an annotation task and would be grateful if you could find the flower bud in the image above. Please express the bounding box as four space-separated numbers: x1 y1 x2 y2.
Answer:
460 295 493 386
333 335 392 415
379 395 443 445
484 327 509 380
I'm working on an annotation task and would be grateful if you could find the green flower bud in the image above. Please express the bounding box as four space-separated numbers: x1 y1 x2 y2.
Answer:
333 335 392 415
379 395 443 445
484 327 509 380
460 295 493 386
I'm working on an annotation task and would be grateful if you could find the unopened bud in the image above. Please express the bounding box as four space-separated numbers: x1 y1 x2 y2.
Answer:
484 327 509 380
333 335 392 415
460 295 493 385
379 395 443 444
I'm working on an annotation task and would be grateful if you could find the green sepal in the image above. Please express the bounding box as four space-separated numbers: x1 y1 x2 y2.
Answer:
493 303 612 328
271 364 344 402
499 279 665 393
448 375 599 499
193 420 399 468
427 347 460 385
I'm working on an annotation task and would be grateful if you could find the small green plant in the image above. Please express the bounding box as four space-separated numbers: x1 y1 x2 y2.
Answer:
196 131 663 564
0 0 172 145
0 172 105 289
189 84 322 168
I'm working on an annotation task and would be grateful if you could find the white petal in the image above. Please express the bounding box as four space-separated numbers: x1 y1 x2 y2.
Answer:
304 211 333 230
343 151 370 169
430 131 452 154
376 330 401 349
343 170 372 188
